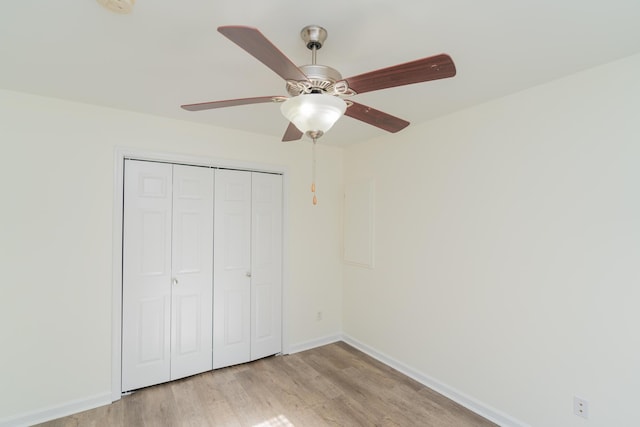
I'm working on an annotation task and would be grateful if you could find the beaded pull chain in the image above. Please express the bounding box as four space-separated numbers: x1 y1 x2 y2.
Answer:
311 138 317 205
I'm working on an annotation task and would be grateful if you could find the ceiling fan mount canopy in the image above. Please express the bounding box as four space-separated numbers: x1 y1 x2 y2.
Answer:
300 25 328 50
180 24 456 142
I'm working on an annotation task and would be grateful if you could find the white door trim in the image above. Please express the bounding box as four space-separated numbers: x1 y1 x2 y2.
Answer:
111 147 291 402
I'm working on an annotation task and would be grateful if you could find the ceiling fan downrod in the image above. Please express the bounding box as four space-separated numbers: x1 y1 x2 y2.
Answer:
300 25 327 65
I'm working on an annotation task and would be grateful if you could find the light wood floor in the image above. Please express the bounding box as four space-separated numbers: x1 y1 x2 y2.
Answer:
36 342 497 426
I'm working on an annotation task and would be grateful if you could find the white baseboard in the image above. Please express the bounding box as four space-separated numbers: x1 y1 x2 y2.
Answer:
2 336 527 427
287 333 342 354
0 392 112 427
341 334 530 427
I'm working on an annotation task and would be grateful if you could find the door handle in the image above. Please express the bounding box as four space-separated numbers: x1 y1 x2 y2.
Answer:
172 277 179 285
246 271 252 278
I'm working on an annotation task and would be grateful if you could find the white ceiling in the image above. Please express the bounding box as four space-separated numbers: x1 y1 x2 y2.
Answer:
2 0 640 146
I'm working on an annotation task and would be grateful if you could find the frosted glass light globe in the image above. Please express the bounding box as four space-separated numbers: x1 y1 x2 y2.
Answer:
280 94 347 136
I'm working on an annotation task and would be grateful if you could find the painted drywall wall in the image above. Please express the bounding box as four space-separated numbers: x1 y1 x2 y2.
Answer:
0 91 343 423
342 53 640 427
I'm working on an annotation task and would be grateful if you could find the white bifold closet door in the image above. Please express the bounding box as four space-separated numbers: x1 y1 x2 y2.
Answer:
122 160 214 391
213 169 283 369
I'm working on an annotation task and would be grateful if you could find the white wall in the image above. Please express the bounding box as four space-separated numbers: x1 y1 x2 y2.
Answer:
343 53 640 427
0 91 343 423
3 51 639 426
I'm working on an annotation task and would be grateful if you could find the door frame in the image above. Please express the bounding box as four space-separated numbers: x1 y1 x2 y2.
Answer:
111 147 290 402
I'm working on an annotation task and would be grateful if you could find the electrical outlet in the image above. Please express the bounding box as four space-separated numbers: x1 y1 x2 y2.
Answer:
316 311 323 321
573 396 589 419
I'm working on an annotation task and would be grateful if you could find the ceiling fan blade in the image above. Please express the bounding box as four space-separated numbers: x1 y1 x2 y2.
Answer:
345 101 410 133
218 25 308 82
345 54 456 94
282 122 303 142
181 96 284 111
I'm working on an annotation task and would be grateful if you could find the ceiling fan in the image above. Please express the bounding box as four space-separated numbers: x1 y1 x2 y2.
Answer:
181 25 456 142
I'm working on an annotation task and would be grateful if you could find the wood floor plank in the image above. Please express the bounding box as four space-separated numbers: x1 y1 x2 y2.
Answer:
35 342 497 427
169 376 212 427
191 371 241 426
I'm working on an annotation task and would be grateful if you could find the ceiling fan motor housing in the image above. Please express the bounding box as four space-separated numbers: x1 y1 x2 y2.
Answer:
286 64 344 96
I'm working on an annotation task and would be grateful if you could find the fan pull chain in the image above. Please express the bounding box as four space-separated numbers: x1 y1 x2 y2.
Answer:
311 138 317 205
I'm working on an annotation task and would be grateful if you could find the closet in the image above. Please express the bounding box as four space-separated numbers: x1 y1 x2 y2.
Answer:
213 169 282 369
121 160 282 392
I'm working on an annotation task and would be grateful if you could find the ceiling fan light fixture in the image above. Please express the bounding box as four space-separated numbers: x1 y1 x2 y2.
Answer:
280 94 347 138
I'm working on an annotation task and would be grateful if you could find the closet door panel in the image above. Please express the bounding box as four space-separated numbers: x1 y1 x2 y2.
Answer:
213 169 252 369
170 165 214 380
122 160 173 391
251 172 283 360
